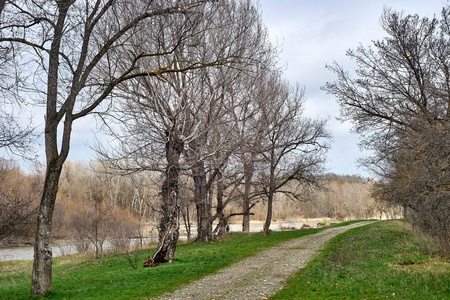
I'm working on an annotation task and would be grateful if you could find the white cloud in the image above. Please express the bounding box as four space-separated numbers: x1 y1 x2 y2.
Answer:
18 0 446 176
260 0 445 176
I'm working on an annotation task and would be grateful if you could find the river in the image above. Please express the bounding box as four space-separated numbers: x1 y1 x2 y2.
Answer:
0 221 320 261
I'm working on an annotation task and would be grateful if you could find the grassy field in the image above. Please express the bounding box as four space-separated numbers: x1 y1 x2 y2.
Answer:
0 221 361 299
2 220 447 299
270 220 450 300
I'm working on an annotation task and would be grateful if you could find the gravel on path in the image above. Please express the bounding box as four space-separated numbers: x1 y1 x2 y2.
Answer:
153 221 375 300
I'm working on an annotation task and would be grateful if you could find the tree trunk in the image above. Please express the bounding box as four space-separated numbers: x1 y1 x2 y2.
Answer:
153 192 180 263
215 171 227 237
207 184 213 236
152 129 183 263
263 159 275 236
181 200 192 241
31 161 62 295
263 193 273 236
192 161 212 242
31 1 71 295
242 162 253 232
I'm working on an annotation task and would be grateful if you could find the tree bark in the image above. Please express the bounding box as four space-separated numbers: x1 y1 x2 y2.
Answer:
192 160 212 242
31 1 72 295
215 171 227 237
242 162 253 232
31 162 62 295
152 129 183 263
263 195 273 236
181 199 192 241
152 192 180 263
263 154 275 236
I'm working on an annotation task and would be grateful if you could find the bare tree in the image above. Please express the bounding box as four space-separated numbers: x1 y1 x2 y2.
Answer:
72 180 111 258
179 0 272 242
324 7 449 253
98 0 272 257
227 63 280 232
1 0 254 294
255 78 329 235
234 76 268 232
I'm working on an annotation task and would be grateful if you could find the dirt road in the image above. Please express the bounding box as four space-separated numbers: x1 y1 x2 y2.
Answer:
154 221 375 300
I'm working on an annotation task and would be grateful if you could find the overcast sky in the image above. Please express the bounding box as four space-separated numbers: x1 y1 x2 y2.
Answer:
18 0 446 176
259 0 445 176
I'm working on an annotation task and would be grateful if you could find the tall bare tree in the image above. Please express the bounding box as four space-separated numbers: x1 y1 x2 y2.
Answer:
97 0 271 257
228 64 279 232
254 77 329 235
235 76 268 232
179 0 272 242
1 0 251 294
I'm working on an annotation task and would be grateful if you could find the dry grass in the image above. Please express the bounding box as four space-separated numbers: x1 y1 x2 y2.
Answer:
390 256 450 275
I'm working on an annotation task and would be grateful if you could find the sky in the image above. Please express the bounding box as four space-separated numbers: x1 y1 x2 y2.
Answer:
259 0 446 177
16 0 446 176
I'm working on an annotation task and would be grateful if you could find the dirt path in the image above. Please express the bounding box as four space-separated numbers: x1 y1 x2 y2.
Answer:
153 221 374 300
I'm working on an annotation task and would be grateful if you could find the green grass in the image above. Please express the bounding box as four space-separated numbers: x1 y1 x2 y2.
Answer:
270 220 450 300
0 221 363 299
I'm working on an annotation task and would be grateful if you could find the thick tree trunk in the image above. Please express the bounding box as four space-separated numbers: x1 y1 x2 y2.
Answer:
31 162 62 295
215 171 227 237
153 193 180 263
152 130 183 263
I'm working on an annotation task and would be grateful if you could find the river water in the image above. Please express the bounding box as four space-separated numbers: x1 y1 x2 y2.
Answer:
0 238 155 262
0 221 319 262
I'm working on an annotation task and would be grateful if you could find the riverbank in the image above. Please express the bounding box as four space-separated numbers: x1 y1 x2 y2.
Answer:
0 221 360 299
0 219 337 261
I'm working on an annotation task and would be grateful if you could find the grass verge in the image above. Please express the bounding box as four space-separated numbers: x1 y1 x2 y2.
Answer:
0 221 363 299
270 220 450 300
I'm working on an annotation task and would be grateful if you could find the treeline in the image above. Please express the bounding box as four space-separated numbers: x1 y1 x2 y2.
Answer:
0 160 40 246
0 160 145 253
1 3 331 291
2 160 393 250
321 173 367 184
0 1 330 293
250 173 400 222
